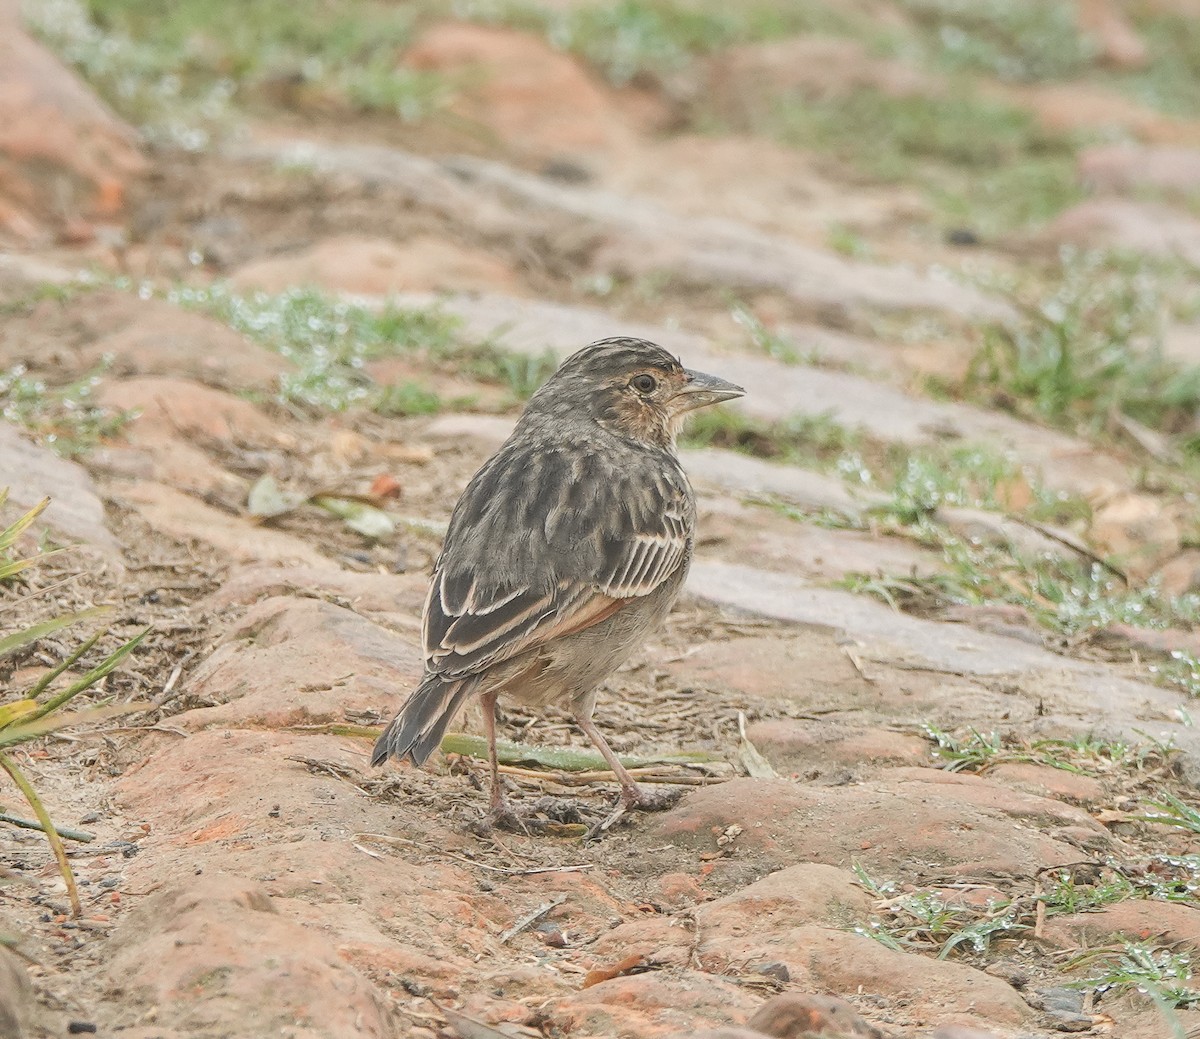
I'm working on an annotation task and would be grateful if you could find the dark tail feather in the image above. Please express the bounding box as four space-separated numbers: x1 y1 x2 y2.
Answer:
371 674 480 767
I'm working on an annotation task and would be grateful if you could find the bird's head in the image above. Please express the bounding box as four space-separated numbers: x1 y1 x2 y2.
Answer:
525 337 745 448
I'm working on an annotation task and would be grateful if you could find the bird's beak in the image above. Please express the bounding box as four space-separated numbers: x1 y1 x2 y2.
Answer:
672 368 746 413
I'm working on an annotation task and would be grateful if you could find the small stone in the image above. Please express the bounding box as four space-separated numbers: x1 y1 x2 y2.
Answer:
1038 987 1085 1015
67 1024 97 1035
748 992 881 1038
536 923 567 948
753 962 789 984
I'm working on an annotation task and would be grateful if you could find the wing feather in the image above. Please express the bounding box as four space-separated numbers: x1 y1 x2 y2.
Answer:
422 436 694 678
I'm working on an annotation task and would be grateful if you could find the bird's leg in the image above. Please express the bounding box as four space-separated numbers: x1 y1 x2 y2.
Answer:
481 690 525 831
574 710 681 814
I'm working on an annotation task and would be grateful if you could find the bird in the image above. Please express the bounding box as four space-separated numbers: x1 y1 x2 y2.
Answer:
371 337 745 827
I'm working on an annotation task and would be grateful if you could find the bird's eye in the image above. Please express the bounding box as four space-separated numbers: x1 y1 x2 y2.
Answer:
631 374 657 394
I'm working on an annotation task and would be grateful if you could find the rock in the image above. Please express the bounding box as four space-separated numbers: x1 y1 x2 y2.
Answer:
0 8 144 239
744 720 929 776
0 948 34 1039
1075 0 1149 70
0 421 121 556
230 234 520 297
1041 198 1200 266
652 775 1095 879
80 302 289 390
110 481 330 566
747 992 880 1038
178 595 423 729
97 375 287 447
404 22 635 161
1079 143 1200 195
104 875 395 1036
1042 898 1200 950
986 763 1105 805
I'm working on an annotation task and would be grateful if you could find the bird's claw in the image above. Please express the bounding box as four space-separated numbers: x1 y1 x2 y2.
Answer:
621 784 683 813
485 800 532 835
585 784 683 840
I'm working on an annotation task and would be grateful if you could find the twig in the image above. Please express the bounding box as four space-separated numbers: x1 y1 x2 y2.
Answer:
353 832 593 875
0 812 94 843
841 645 876 683
494 762 721 787
499 894 567 944
1012 516 1127 585
110 724 188 738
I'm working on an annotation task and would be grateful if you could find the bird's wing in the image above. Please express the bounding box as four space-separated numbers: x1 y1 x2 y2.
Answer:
422 440 692 678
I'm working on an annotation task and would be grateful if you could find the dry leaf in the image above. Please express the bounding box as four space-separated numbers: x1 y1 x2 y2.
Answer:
582 953 645 989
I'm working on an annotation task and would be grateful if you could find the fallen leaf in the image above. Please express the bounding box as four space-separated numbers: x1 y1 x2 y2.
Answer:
311 496 395 539
582 953 645 989
737 710 778 779
247 475 304 519
369 473 402 500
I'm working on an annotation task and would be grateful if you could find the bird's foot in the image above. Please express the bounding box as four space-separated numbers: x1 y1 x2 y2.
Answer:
586 784 683 840
484 798 532 835
621 783 683 813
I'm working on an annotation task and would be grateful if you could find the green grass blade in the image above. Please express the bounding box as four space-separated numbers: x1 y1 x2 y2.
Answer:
0 703 138 750
0 700 38 729
0 497 49 554
0 607 110 658
25 629 149 722
27 632 102 700
0 751 81 917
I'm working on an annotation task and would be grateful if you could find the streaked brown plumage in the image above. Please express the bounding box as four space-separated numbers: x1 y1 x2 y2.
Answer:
372 337 744 824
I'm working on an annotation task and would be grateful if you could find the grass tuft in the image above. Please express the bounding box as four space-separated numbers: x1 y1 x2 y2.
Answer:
0 492 148 918
964 252 1200 438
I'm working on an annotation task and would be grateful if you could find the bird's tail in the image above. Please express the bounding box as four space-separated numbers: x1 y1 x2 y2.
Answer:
370 673 480 767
